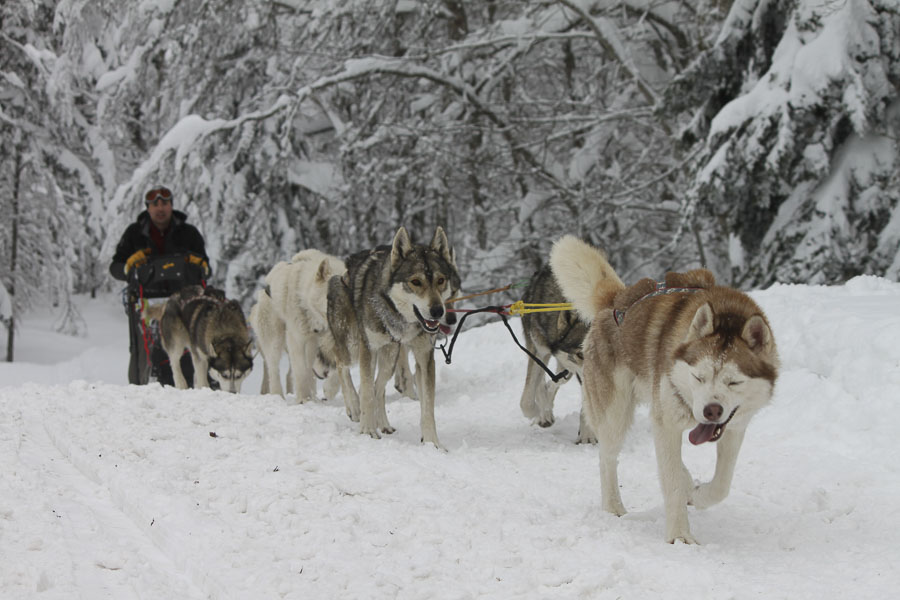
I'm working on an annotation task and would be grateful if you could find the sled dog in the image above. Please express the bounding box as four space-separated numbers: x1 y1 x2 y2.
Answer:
550 236 778 543
159 285 254 393
327 226 460 447
248 286 342 401
519 265 594 443
250 249 346 403
316 298 418 425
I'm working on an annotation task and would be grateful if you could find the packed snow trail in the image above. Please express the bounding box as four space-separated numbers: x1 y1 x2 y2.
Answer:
3 396 204 599
1 278 900 598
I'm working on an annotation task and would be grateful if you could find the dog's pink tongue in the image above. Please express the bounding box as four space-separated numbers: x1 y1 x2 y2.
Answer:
689 423 717 445
439 324 452 334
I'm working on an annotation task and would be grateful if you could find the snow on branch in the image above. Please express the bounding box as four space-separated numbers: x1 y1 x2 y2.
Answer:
556 0 659 106
292 56 568 190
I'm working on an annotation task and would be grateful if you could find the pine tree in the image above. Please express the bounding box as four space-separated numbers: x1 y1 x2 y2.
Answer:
1 1 107 340
668 0 900 286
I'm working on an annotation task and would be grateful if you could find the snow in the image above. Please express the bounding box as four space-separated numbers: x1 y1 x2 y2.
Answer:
286 160 341 198
2 278 900 598
3 70 27 89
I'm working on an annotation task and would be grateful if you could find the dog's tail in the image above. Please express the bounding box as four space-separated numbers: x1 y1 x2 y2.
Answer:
549 235 624 323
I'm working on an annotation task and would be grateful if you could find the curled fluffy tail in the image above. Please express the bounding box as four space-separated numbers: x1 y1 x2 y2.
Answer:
549 235 624 323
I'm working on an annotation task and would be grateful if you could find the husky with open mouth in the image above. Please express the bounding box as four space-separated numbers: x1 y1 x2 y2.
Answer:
326 226 460 448
550 235 779 544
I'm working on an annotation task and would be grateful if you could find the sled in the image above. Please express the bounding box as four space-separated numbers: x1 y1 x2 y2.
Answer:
123 254 206 385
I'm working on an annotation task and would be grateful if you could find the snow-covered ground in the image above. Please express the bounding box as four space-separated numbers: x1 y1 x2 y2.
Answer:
1 277 899 599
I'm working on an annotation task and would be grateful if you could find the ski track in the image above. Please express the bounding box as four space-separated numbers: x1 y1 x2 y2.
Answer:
5 399 205 599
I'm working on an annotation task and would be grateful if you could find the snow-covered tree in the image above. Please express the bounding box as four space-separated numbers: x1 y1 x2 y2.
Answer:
669 0 900 286
287 0 714 288
1 1 100 338
5 0 899 341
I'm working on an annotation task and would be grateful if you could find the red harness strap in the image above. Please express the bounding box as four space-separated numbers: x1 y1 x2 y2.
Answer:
136 284 169 368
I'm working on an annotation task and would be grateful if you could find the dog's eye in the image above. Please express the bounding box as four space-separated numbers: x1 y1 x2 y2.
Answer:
727 380 743 387
410 278 422 287
437 276 445 286
693 374 705 383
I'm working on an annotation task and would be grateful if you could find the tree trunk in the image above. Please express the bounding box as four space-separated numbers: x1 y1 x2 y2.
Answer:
6 146 22 362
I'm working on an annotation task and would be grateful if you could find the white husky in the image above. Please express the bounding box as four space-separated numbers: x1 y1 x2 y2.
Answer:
250 249 344 403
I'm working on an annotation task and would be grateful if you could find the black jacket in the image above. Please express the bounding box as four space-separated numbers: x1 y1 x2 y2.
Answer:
109 210 208 281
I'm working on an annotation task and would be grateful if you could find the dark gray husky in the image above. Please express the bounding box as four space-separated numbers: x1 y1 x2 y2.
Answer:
325 226 460 448
159 285 253 393
519 265 594 443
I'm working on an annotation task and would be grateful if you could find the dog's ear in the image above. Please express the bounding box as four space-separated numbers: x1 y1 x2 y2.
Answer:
685 302 714 342
315 259 331 283
430 226 453 265
742 315 774 354
391 227 414 267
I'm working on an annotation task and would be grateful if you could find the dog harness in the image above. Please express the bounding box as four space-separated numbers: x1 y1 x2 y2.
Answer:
613 282 702 326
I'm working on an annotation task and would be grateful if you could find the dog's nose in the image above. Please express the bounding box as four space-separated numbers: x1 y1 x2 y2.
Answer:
429 305 444 319
703 403 724 422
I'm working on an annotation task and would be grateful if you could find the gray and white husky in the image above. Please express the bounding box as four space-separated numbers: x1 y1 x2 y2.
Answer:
326 226 460 448
550 236 779 543
159 285 253 393
518 265 593 443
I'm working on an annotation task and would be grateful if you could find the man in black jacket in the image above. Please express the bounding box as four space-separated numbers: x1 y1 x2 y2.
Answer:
110 186 210 385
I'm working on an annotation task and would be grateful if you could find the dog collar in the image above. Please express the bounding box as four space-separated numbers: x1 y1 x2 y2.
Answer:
613 282 702 326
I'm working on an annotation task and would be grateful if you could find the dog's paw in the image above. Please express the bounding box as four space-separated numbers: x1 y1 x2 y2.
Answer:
420 435 446 451
359 424 381 439
420 426 443 449
602 499 627 517
535 414 555 428
667 533 699 545
380 425 396 435
575 428 597 445
690 482 727 509
344 400 360 422
394 380 417 401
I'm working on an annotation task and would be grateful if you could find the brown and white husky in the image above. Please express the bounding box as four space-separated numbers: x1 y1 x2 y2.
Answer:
550 235 779 543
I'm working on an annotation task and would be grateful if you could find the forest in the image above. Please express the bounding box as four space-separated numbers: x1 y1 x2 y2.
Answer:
1 0 898 334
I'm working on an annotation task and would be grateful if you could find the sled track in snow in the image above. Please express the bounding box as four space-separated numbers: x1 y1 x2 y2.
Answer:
27 404 215 599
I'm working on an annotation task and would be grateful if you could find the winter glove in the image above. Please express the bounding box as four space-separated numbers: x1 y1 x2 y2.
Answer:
124 248 151 274
186 253 210 277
